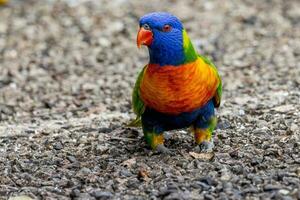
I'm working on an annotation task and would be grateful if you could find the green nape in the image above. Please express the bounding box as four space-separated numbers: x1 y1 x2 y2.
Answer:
182 30 198 64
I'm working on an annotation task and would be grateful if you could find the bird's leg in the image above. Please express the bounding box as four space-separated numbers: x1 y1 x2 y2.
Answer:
194 128 215 152
193 116 217 152
144 132 171 154
144 132 164 149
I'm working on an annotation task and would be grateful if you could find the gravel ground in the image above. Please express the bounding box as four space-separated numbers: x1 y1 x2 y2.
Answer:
0 0 300 199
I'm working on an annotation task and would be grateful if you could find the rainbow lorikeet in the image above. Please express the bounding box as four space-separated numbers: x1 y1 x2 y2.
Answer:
130 12 222 153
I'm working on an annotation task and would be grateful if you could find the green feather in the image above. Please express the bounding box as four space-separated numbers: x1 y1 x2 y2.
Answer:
127 65 147 127
182 30 198 64
198 54 222 107
183 27 222 107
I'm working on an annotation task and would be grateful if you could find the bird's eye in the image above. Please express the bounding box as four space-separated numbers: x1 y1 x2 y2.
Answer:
162 24 172 32
142 24 151 30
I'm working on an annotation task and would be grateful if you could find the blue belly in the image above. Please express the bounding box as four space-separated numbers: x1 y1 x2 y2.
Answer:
141 100 215 133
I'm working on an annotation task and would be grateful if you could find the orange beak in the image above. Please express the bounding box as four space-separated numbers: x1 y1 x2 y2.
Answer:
137 27 153 48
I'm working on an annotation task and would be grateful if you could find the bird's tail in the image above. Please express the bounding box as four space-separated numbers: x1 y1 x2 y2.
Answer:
126 117 142 127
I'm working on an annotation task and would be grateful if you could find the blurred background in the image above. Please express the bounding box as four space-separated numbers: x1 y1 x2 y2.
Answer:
0 0 299 199
0 0 298 123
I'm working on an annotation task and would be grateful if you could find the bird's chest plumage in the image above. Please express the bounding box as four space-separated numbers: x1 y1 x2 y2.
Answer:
140 59 218 115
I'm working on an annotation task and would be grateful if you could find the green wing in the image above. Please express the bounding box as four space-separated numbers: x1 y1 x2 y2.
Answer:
198 54 222 108
127 65 147 127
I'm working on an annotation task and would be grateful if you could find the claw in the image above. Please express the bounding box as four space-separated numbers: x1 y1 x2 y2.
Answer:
199 140 214 152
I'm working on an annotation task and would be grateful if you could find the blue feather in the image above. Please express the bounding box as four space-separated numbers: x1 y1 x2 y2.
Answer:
141 100 215 133
139 12 185 66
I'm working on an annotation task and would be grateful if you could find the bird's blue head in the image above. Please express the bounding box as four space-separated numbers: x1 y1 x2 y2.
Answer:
137 12 197 66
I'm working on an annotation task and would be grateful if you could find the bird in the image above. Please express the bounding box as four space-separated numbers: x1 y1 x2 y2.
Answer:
130 12 222 153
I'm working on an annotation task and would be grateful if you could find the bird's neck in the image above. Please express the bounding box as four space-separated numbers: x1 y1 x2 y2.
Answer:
182 30 198 64
148 29 198 67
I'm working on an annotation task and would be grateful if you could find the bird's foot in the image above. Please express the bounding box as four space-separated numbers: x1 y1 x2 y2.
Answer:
198 140 214 153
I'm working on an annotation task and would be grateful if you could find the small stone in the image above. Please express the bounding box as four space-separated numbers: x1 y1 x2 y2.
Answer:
0 104 14 115
264 184 281 191
177 176 185 183
25 129 35 134
120 169 132 177
121 158 136 167
278 189 290 195
98 37 111 48
222 182 233 193
8 196 33 200
204 194 215 200
67 156 77 163
78 167 91 175
297 167 300 176
197 176 217 186
75 193 95 200
238 109 245 116
92 190 113 199
220 170 231 181
273 105 294 113
158 186 178 198
290 123 298 133
53 142 63 150
71 189 81 197
189 152 214 160
242 16 257 25
95 145 109 154
109 21 124 33
243 186 258 194
217 120 231 130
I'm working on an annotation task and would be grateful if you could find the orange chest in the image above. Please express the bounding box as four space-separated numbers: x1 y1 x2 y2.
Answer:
140 59 218 115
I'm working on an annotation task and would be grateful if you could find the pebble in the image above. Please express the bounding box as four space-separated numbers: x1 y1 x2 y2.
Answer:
67 155 77 163
71 189 81 197
78 167 92 175
75 193 95 200
92 190 113 199
197 176 218 186
120 169 132 177
8 196 33 200
290 123 298 133
195 181 211 191
278 189 290 195
264 184 281 191
53 142 64 150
